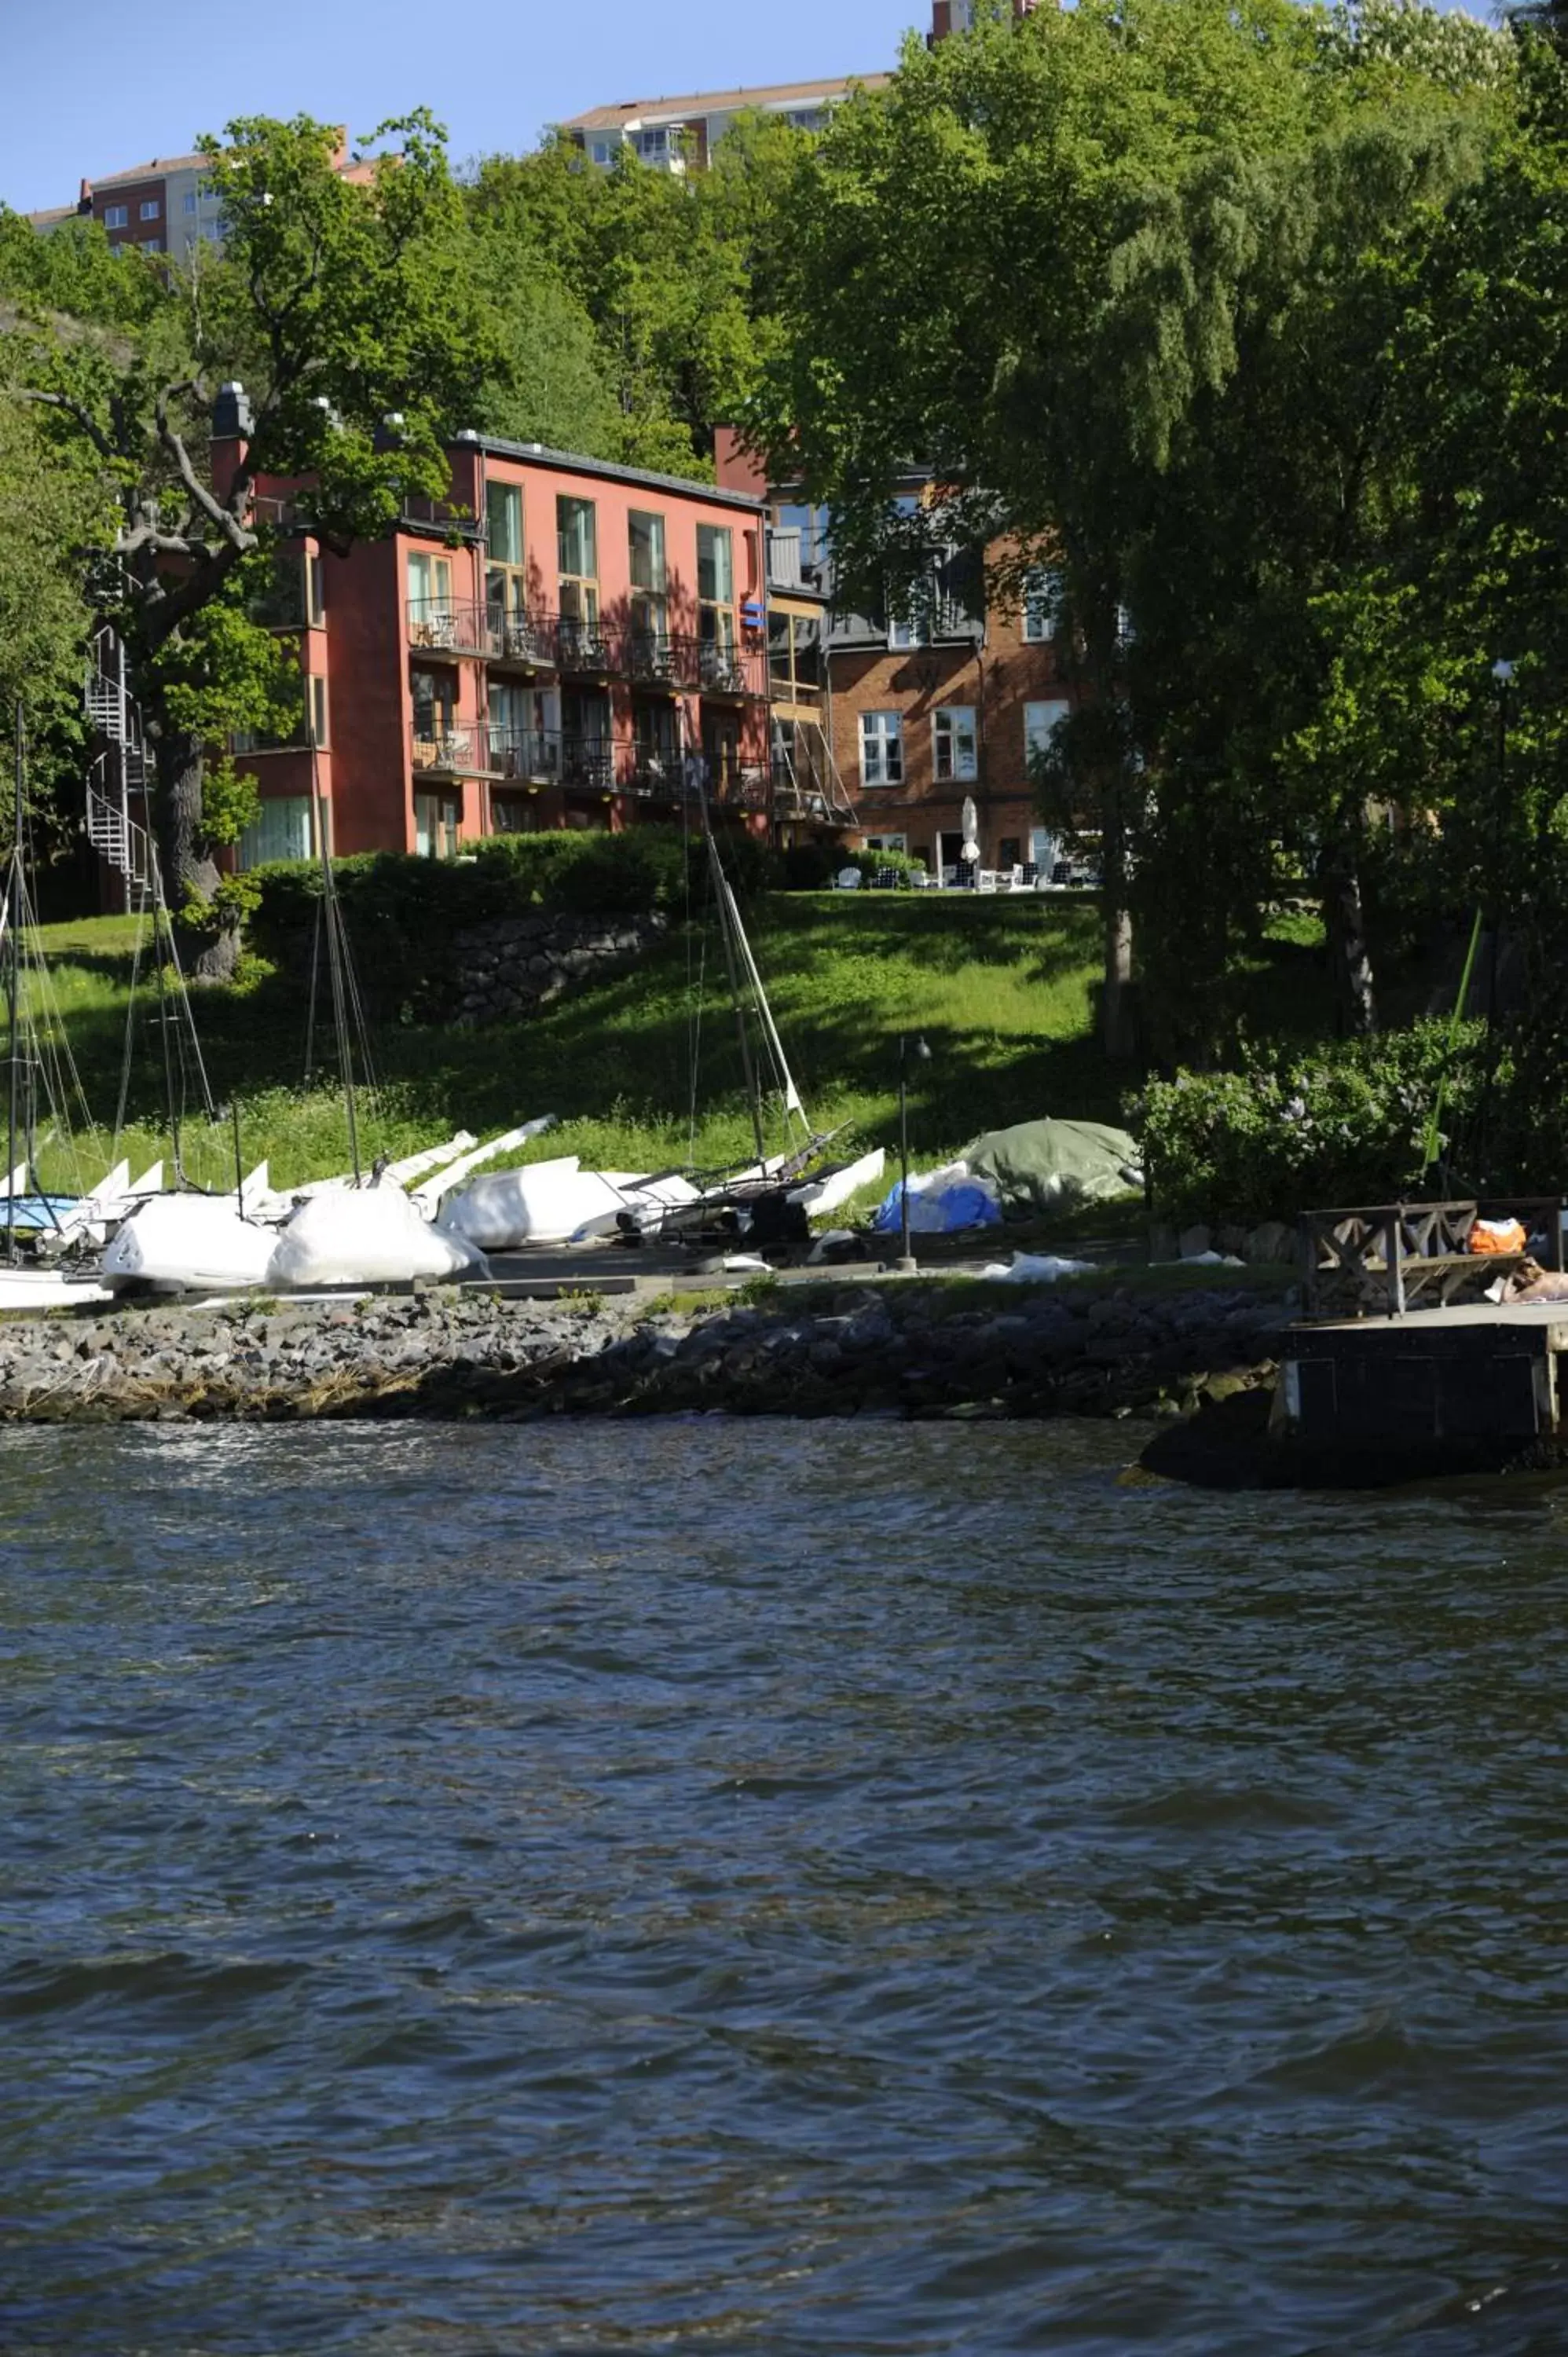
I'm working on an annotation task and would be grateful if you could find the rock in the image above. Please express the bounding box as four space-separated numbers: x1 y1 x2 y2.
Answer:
1178 1224 1212 1259
1244 1219 1296 1264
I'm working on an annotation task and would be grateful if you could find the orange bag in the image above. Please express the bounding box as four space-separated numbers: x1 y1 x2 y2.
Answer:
1468 1217 1527 1255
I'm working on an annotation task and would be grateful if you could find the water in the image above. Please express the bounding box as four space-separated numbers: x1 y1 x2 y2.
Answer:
3 1420 1568 2355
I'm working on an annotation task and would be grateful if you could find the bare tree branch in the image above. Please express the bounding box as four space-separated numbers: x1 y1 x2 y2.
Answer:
154 378 254 555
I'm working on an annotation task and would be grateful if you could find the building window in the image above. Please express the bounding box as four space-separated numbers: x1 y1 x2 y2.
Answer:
485 480 526 626
589 139 616 165
140 198 161 221
1024 699 1070 767
698 523 738 680
103 203 128 229
631 127 672 163
888 603 928 652
306 554 325 629
414 793 460 859
141 237 163 255
860 711 903 787
183 190 198 214
1023 567 1060 643
768 611 822 706
236 795 313 869
932 706 977 783
863 833 907 853
774 500 830 568
408 549 454 644
786 108 827 133
556 495 599 633
628 510 668 662
307 675 328 746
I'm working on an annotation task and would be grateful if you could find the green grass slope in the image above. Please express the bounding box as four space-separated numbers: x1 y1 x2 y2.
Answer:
16 893 1329 1194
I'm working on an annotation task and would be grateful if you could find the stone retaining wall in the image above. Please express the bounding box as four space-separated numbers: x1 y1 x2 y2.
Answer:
0 1279 1283 1428
452 912 667 1026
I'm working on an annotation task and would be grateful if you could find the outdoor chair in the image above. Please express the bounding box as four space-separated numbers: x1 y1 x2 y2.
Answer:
835 867 863 889
1020 863 1039 889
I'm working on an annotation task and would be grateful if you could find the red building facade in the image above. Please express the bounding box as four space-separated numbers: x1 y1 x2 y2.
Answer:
224 424 774 864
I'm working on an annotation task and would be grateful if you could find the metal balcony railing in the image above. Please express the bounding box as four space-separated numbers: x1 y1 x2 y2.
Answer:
693 636 766 698
486 609 558 667
711 764 770 812
487 727 561 782
555 615 614 673
559 735 616 792
412 726 475 772
407 599 490 654
623 747 685 798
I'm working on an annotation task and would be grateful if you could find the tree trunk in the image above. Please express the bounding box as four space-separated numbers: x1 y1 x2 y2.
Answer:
1100 775 1137 1060
1319 824 1376 1038
152 724 240 982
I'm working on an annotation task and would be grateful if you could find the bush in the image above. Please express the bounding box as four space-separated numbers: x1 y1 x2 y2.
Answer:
245 826 783 1017
1136 1019 1487 1224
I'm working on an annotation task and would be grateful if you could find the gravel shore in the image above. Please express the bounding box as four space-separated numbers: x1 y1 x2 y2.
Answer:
0 1276 1286 1428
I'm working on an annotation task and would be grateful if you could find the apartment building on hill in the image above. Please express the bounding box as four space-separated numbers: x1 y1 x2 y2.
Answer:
559 72 890 171
26 133 368 258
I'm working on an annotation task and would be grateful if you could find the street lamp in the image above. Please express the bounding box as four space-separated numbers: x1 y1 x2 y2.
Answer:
897 1032 932 1274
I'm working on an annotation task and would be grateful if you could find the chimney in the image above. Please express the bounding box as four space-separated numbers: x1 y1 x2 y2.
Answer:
212 381 253 440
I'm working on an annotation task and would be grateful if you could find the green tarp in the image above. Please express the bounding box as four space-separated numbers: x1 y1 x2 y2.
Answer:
961 1117 1144 1215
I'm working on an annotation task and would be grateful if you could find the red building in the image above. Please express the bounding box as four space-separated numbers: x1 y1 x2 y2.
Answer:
220 400 778 864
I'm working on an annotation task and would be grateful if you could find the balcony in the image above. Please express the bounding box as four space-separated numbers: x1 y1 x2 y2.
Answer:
486 727 560 783
486 609 558 669
555 615 613 676
623 629 684 688
407 599 490 656
694 636 766 699
624 746 685 801
711 764 770 813
559 735 616 793
412 726 475 774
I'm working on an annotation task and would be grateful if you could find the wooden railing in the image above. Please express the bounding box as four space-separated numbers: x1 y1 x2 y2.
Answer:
1300 1197 1564 1318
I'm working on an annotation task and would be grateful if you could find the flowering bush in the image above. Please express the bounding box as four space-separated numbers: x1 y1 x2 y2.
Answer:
1135 1020 1487 1223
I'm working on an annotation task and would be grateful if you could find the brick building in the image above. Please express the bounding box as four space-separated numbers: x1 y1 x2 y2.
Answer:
214 397 791 864
26 133 367 261
716 437 1075 878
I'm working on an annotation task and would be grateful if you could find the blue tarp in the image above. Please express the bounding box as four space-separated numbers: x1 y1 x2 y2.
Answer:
870 1176 1002 1236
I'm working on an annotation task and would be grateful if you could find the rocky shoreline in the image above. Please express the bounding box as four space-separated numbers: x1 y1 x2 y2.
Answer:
0 1275 1285 1431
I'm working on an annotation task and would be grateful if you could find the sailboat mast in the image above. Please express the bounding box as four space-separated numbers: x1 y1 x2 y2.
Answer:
6 706 20 1264
313 746 361 1183
687 731 766 1160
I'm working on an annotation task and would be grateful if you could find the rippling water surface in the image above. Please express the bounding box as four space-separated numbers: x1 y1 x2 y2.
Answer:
4 1419 1568 2353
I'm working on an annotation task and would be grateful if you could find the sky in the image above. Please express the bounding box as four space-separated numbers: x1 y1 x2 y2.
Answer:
0 0 925 213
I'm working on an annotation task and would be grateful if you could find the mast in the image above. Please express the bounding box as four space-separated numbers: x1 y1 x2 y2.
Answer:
5 706 20 1263
312 746 361 1183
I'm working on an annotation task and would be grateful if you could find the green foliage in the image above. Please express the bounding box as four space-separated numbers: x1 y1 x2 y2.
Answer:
1136 1019 1486 1222
199 754 261 850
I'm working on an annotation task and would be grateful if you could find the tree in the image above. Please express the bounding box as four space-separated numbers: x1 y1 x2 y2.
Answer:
8 112 499 973
751 0 1508 1056
0 387 104 847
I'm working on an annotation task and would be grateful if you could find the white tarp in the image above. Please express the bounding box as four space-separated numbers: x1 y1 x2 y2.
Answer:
438 1155 632 1250
789 1146 886 1216
269 1184 486 1288
102 1195 280 1292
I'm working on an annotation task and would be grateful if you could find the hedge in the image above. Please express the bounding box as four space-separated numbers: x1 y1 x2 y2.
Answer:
1136 1019 1488 1226
246 827 780 1017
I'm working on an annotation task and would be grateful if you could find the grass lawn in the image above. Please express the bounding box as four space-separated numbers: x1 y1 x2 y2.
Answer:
13 890 1324 1196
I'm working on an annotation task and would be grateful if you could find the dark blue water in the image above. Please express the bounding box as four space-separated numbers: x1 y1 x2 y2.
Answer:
4 1420 1568 2354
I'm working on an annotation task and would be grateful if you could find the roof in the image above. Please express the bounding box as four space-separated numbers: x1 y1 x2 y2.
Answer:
471 434 767 513
82 152 208 192
24 205 79 228
561 72 889 134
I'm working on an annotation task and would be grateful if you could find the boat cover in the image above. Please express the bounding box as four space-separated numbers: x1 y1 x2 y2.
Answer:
959 1118 1144 1214
102 1195 279 1291
269 1184 486 1288
438 1156 635 1250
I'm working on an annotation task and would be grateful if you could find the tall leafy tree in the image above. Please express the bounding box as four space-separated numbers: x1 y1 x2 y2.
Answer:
752 0 1507 1055
7 112 499 972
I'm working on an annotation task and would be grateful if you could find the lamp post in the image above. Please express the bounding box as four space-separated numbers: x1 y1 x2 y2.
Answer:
897 1032 932 1274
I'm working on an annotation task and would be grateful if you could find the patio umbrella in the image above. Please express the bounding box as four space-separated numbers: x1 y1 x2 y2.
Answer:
961 795 980 862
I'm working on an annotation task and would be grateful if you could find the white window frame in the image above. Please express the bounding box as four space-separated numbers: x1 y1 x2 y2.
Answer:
1022 566 1060 643
183 189 198 214
103 203 128 229
139 198 161 221
1024 700 1071 767
859 710 903 788
864 833 907 852
932 706 977 783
